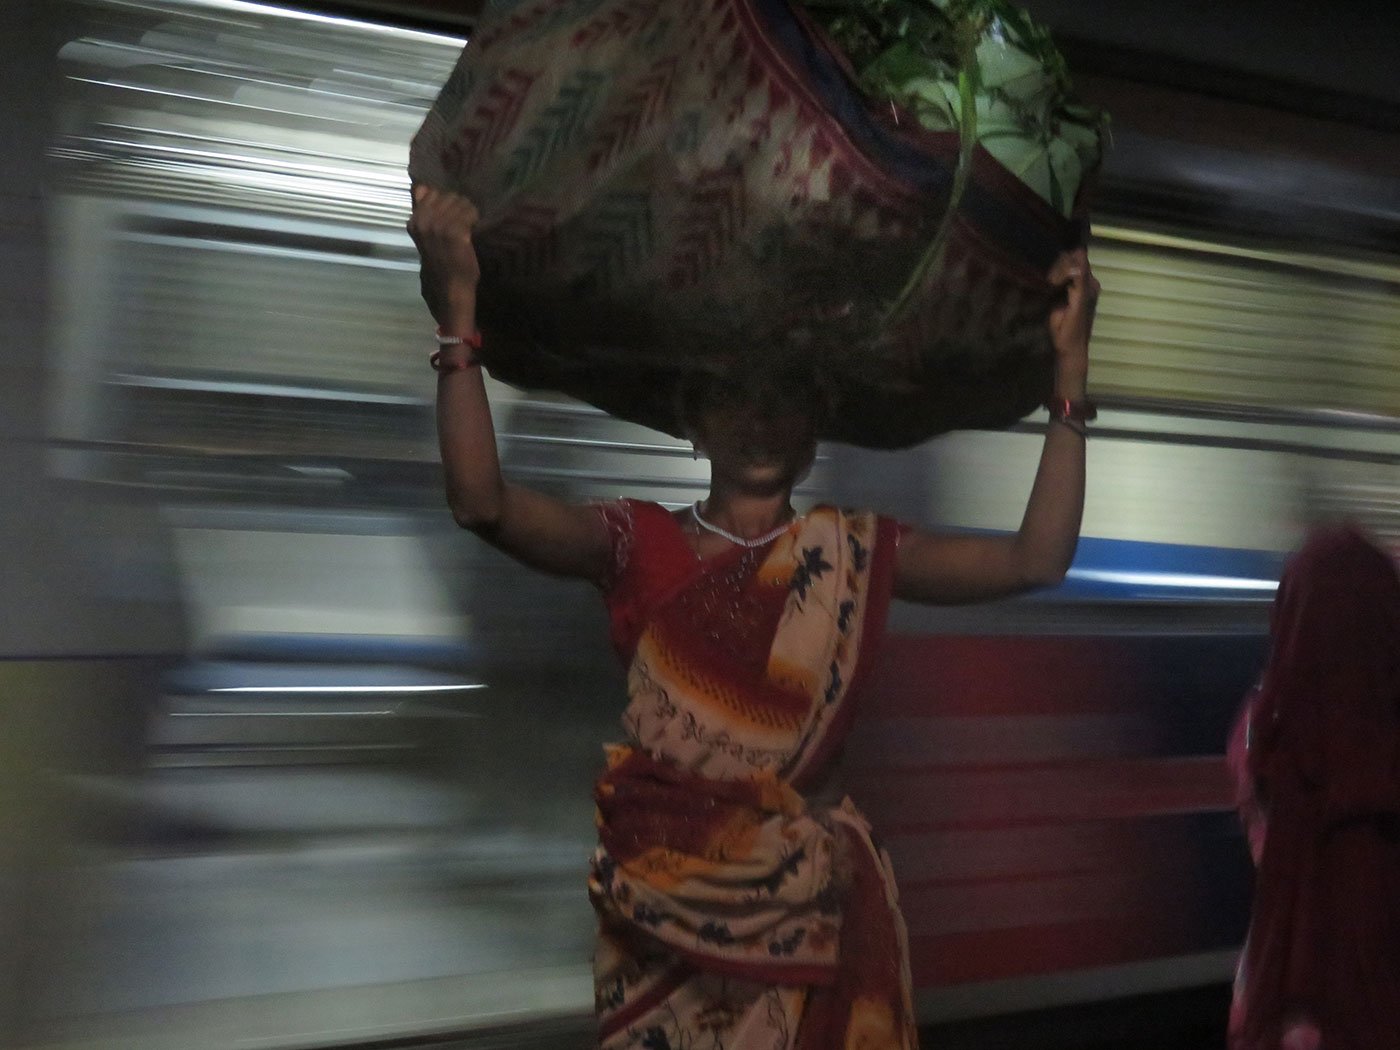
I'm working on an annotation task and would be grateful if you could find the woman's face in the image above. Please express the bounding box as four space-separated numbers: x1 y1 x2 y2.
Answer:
692 400 817 496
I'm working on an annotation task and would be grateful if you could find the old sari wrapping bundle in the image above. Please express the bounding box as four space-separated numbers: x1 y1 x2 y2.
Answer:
409 0 1105 448
1226 526 1400 1050
588 500 913 1048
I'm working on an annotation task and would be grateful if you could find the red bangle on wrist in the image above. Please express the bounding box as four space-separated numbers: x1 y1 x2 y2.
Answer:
430 348 479 373
1046 396 1097 423
1046 397 1095 439
431 327 483 373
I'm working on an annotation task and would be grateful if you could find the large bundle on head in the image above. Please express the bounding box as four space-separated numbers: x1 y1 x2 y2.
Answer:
410 0 1105 448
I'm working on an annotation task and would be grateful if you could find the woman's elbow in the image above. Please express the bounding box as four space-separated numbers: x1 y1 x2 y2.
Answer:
1029 563 1070 589
1018 554 1072 590
447 493 501 533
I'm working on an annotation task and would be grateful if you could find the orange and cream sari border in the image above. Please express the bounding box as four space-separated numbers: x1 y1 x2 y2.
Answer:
770 508 879 784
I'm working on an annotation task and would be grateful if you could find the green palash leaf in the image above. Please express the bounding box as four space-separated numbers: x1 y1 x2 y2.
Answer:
800 0 1107 325
806 0 1108 329
801 0 1107 221
862 41 959 129
885 14 981 320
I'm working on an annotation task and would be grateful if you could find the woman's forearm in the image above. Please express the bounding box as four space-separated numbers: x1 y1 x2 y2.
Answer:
1012 366 1087 586
894 250 1096 604
1013 419 1085 586
434 291 506 530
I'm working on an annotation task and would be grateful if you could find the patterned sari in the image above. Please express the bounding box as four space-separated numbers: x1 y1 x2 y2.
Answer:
589 500 916 1049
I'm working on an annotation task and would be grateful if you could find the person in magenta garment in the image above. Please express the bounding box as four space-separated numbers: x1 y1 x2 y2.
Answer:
1227 525 1400 1050
408 186 1098 1049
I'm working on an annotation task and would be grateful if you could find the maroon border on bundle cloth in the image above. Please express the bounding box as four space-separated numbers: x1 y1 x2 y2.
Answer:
748 0 1082 273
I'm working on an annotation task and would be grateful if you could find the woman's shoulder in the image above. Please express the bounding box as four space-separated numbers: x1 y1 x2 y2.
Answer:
594 499 696 623
592 498 691 570
597 498 682 533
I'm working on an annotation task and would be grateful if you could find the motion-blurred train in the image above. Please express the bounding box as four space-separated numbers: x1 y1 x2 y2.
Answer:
35 0 1400 1041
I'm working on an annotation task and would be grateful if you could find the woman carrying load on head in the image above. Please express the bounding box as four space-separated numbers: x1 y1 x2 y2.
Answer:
1227 526 1400 1050
408 184 1099 1050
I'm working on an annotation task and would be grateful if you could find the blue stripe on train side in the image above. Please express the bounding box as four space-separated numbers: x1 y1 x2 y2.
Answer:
1054 536 1285 602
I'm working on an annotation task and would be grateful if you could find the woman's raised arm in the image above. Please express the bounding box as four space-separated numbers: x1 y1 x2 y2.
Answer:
410 186 613 583
894 248 1097 604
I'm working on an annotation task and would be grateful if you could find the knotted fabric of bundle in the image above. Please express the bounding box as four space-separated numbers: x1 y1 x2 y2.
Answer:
409 0 1106 448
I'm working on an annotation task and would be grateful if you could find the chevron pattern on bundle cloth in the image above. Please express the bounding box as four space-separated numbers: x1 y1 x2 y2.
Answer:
410 0 1077 446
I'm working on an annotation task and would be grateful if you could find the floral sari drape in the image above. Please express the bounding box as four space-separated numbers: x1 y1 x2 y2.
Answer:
589 501 916 1049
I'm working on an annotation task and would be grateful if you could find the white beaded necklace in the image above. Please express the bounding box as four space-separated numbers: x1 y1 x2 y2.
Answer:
691 501 794 549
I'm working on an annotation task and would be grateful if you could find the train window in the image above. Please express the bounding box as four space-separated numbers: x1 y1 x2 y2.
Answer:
52 0 463 462
1089 224 1400 418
